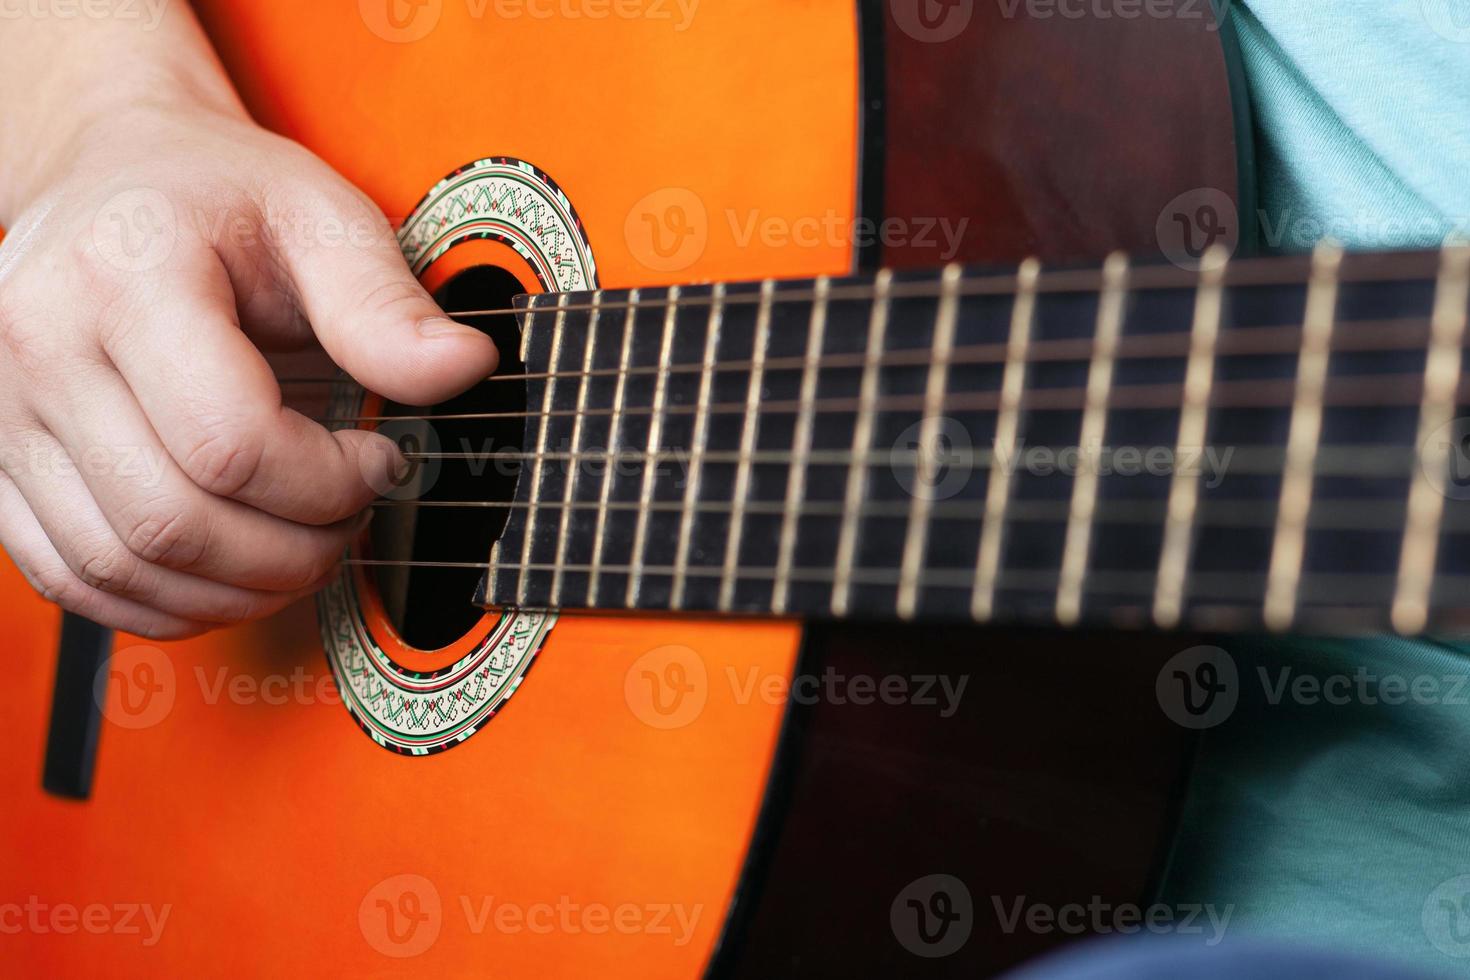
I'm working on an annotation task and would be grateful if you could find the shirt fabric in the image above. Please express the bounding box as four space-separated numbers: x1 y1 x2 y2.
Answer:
1156 3 1470 975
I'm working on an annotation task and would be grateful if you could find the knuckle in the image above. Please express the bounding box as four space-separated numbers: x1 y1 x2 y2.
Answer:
65 232 130 293
19 552 201 638
224 592 287 626
181 425 265 498
124 506 208 570
28 562 79 608
270 166 389 252
64 232 107 276
0 295 59 380
77 544 147 598
287 159 380 218
358 276 432 322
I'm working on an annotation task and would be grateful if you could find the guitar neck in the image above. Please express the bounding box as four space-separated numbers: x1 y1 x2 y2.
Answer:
481 245 1470 635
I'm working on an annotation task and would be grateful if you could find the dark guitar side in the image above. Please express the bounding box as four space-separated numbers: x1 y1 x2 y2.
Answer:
709 4 1252 975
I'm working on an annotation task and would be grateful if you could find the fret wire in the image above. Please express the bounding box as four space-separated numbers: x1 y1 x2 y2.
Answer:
670 284 725 609
897 264 962 619
625 286 681 607
516 293 569 607
1393 243 1470 633
832 269 893 617
1153 246 1230 629
772 277 831 614
720 279 775 612
1056 252 1129 627
971 258 1041 621
550 291 601 607
1263 242 1343 631
626 285 682 605
587 287 640 605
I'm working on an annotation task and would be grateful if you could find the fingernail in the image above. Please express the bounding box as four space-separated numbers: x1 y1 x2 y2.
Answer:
392 454 414 483
354 509 375 532
418 316 481 339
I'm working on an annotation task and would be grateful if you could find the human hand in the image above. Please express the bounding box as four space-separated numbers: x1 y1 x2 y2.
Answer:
0 99 497 638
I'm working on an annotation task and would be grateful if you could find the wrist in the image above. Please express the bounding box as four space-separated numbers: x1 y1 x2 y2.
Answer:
0 12 247 224
1 73 246 224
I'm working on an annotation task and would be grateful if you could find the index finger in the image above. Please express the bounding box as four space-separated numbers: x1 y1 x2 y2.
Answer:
101 255 402 525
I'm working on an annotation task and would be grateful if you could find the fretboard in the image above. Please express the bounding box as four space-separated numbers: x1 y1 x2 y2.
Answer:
481 245 1470 634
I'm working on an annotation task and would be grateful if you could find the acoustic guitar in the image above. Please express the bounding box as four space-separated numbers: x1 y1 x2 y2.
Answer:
7 1 1467 976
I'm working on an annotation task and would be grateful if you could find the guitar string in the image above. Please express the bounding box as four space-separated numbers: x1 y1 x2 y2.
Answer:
335 556 1470 601
276 314 1434 399
304 333 1455 531
340 444 1468 562
325 248 1467 593
383 441 1426 477
362 496 1457 531
344 495 1470 577
281 370 1463 438
290 247 1449 326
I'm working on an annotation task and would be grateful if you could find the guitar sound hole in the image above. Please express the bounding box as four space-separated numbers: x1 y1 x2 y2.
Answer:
367 265 527 651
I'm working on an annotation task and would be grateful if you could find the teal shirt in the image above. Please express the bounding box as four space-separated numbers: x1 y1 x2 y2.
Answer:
1233 0 1470 252
1157 3 1470 975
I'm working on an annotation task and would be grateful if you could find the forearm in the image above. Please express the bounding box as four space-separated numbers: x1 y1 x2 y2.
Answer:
0 0 245 223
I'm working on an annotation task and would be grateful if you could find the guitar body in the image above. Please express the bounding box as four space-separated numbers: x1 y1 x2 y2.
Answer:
3 2 1246 976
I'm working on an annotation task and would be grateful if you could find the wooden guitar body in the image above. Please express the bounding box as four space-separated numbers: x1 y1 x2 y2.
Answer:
3 2 1246 976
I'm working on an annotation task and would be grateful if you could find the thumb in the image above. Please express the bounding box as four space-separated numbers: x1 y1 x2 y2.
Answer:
278 197 499 407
